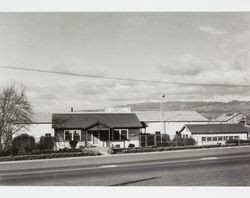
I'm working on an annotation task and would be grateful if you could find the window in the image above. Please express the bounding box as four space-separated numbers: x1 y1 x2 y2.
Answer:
218 137 223 141
207 137 212 141
64 130 81 141
64 130 72 141
229 136 233 140
73 130 80 141
223 136 228 141
112 129 129 141
213 137 217 141
121 130 128 140
234 136 239 140
202 137 206 141
113 130 120 141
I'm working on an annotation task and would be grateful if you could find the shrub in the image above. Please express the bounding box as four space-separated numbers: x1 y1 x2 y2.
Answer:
172 135 184 146
78 145 85 150
107 148 115 154
12 134 36 153
162 134 170 142
38 136 55 150
69 140 78 149
128 143 135 148
0 146 17 156
183 138 196 146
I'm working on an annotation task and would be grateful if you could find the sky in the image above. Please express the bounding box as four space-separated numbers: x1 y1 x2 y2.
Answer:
0 12 250 112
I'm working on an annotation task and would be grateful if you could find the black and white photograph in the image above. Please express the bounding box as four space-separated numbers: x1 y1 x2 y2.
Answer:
1 0 250 191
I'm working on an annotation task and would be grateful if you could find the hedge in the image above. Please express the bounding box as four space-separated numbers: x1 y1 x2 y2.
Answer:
0 147 88 157
225 139 250 144
111 143 247 154
0 149 101 162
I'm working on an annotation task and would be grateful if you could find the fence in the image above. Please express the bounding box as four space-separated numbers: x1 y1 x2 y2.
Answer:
139 133 171 147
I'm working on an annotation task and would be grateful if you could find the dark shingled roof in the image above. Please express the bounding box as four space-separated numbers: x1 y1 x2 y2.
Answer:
52 113 143 129
185 124 249 134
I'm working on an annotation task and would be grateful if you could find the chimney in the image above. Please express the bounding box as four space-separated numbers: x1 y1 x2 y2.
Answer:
71 107 73 112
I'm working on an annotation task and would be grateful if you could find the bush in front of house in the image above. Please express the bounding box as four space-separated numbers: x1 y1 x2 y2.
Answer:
12 134 36 154
128 143 135 148
38 136 55 150
69 140 78 149
183 138 196 146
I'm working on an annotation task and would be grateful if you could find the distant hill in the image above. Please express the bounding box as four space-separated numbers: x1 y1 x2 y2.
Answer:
118 100 250 120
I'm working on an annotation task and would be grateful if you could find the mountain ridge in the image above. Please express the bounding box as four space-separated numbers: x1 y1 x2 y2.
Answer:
118 100 250 119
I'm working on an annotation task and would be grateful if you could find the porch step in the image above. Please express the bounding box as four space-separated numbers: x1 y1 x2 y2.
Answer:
93 146 111 156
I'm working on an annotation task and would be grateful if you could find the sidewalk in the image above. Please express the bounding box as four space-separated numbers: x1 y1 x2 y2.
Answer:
1 145 250 171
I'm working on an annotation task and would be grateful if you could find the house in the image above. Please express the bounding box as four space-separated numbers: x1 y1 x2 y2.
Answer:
134 111 209 139
180 124 249 145
213 112 248 124
52 113 146 149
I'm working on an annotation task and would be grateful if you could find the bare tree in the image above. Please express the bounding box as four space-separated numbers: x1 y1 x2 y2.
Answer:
0 84 33 149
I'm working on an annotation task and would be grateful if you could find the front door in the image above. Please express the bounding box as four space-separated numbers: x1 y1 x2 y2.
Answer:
93 131 99 144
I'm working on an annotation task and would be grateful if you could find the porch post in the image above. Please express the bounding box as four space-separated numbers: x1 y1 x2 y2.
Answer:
108 129 111 146
139 132 141 147
108 129 110 141
85 130 87 147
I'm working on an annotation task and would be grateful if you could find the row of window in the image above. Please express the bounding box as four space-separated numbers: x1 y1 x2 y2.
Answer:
63 129 128 141
112 129 128 141
201 136 239 142
64 130 81 141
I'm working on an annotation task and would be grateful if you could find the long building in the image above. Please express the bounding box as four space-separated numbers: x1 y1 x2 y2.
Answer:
180 124 249 145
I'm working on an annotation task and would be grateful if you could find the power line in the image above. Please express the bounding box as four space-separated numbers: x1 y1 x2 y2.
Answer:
1 65 250 88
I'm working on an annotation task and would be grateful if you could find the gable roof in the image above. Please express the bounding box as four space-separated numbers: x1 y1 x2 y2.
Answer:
214 112 247 122
183 124 249 134
134 111 208 122
52 113 143 129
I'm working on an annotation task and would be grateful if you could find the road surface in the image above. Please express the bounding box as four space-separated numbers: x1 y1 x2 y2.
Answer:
1 147 250 186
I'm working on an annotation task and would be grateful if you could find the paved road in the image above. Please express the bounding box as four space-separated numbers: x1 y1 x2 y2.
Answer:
1 150 250 186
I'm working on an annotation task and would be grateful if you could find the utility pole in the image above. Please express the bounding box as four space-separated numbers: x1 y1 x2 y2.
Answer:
160 94 166 134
